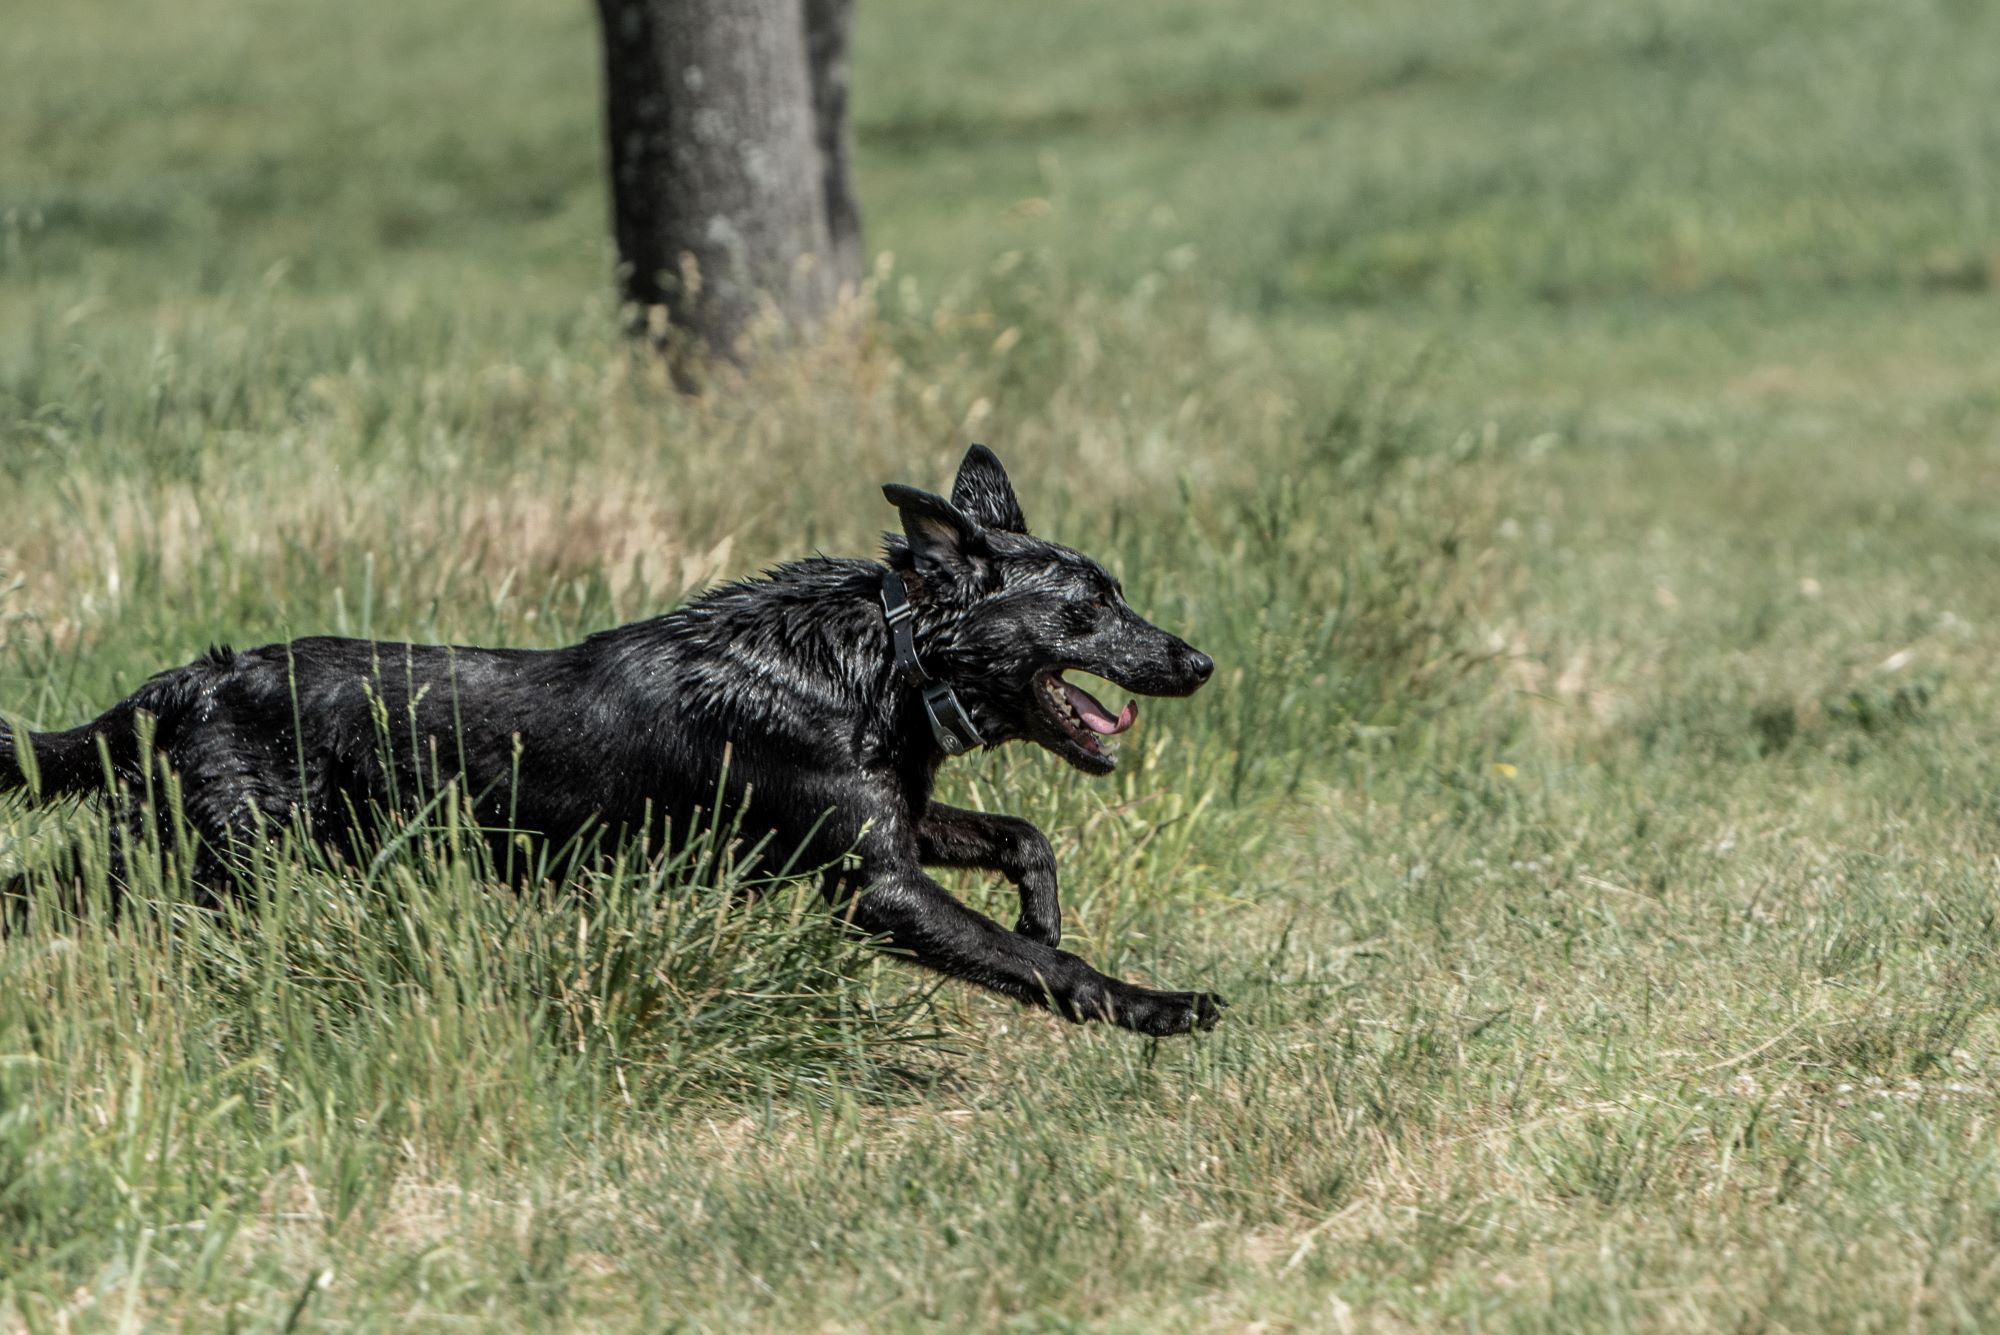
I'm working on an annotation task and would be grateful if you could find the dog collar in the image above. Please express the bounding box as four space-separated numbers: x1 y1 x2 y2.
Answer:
879 569 986 756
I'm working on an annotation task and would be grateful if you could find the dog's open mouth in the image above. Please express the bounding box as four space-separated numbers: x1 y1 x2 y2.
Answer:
1037 670 1136 760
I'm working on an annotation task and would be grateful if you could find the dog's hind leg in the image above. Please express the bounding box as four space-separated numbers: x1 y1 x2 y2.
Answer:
836 856 1224 1037
915 804 1062 947
0 815 131 924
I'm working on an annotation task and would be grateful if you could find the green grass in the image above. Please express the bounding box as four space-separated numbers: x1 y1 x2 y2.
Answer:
6 0 2000 1327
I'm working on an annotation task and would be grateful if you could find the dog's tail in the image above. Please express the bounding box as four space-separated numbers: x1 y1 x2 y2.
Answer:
4 653 229 804
1 703 146 801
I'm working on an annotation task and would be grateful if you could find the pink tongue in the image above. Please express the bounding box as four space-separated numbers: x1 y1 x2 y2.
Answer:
1063 679 1137 735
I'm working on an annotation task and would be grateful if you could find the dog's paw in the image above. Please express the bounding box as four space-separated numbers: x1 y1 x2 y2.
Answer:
1119 988 1229 1037
1013 908 1062 948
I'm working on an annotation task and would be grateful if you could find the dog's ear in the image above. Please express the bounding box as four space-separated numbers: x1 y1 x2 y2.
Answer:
883 483 991 584
949 443 1029 534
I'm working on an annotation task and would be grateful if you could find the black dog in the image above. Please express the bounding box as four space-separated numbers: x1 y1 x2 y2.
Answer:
1 446 1224 1035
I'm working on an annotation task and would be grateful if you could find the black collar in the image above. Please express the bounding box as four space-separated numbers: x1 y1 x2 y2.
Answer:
880 569 986 756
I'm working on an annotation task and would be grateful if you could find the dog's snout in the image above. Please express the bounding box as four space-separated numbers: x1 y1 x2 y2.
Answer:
1186 649 1213 685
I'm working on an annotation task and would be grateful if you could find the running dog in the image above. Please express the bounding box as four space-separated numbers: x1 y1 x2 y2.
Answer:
1 446 1224 1035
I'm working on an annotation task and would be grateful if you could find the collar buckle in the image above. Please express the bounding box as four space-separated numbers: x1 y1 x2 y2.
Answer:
922 683 979 755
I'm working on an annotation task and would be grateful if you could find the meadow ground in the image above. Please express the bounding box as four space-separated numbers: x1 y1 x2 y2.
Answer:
5 0 2000 1327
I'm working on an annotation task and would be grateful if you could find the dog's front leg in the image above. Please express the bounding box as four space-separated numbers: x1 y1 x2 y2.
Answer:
915 804 1062 947
834 859 1223 1037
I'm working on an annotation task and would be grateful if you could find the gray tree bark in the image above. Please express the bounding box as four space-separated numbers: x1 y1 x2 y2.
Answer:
803 0 863 295
595 0 861 362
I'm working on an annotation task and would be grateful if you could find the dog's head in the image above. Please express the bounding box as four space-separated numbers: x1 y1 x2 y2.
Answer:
883 445 1212 775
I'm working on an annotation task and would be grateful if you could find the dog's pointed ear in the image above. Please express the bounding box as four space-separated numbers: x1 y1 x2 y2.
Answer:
949 443 1029 534
883 483 991 583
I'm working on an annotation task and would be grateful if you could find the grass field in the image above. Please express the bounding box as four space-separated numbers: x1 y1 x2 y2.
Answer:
6 0 2000 1327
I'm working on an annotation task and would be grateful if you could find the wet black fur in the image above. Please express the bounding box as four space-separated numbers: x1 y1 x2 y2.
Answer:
0 446 1224 1035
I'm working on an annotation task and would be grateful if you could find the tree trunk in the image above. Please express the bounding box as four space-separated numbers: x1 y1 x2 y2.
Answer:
595 0 855 361
803 0 863 296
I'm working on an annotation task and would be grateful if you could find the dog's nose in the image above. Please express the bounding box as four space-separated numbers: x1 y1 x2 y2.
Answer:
1186 650 1213 684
